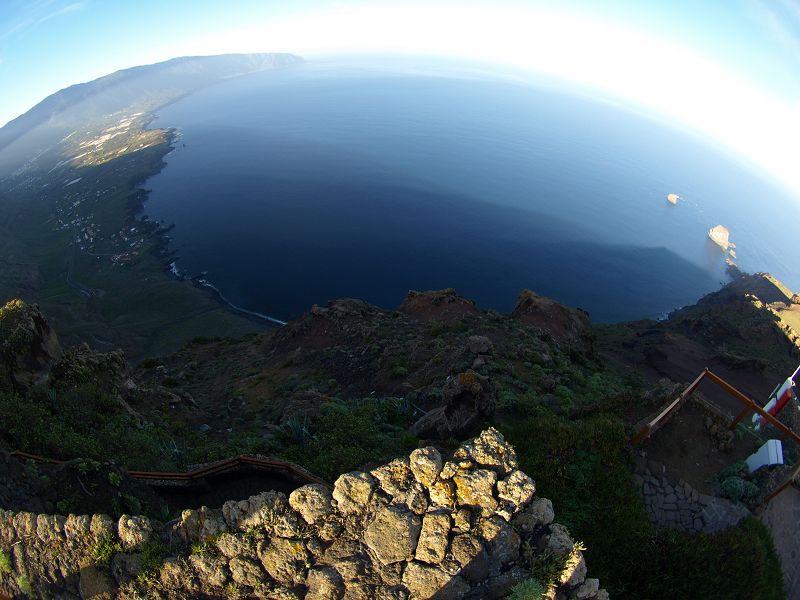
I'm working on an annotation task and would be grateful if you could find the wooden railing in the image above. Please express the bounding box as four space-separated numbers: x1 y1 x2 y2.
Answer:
8 451 329 488
632 368 800 504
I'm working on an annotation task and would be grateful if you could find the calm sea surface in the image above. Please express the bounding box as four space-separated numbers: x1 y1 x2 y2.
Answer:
143 58 800 323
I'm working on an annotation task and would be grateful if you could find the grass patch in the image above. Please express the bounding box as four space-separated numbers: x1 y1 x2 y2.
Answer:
91 537 123 564
0 549 11 574
501 411 785 599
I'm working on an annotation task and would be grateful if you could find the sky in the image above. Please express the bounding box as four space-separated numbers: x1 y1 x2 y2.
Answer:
1 0 800 196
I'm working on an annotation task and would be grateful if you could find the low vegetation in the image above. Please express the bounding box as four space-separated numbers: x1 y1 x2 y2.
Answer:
502 412 785 599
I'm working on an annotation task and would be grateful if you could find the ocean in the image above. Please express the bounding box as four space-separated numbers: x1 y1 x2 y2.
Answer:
143 57 800 323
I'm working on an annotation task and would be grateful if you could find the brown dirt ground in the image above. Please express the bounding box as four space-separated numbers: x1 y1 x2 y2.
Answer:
638 399 761 494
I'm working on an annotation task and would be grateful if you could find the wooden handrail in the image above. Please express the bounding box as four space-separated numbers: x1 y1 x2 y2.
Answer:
631 369 708 445
704 370 800 446
8 451 329 487
764 462 800 503
631 368 800 505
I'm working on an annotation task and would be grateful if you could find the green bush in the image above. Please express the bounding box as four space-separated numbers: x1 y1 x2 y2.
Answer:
719 476 759 503
391 365 409 378
0 385 174 469
16 574 33 595
280 397 417 481
91 537 122 564
139 539 168 576
508 578 546 600
0 549 11 574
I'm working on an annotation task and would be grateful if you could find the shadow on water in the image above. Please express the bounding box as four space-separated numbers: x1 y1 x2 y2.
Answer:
165 177 723 323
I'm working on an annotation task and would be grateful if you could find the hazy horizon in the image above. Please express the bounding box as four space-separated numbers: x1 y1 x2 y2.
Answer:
1 1 800 198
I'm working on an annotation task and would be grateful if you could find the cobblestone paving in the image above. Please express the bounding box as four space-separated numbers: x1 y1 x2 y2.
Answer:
635 459 750 533
758 485 800 600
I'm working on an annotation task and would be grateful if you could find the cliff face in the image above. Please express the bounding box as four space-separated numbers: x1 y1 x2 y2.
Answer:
0 429 606 600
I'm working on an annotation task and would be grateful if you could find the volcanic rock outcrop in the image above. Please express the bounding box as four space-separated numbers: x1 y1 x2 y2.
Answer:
512 290 594 354
0 299 62 389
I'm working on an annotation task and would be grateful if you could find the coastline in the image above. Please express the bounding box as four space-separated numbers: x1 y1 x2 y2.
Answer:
133 125 287 328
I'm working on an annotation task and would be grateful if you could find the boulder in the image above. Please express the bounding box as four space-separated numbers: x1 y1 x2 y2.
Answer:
411 371 496 439
409 447 443 488
402 560 471 600
117 515 151 550
258 537 309 585
289 484 332 525
364 505 422 565
511 289 594 354
0 299 61 389
332 471 375 516
415 510 450 565
398 288 478 322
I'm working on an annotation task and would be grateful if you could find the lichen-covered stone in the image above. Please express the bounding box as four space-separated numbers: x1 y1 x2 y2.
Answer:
576 577 600 599
289 484 332 524
364 505 422 565
258 537 309 585
496 470 535 510
372 458 415 497
79 564 116 600
36 513 65 543
332 471 375 515
117 515 151 549
402 560 470 600
111 553 142 585
560 550 587 588
306 566 345 599
513 497 554 534
159 557 196 590
228 556 265 587
321 538 376 584
450 534 489 582
189 553 229 588
0 429 603 600
428 479 455 508
415 511 450 565
65 514 91 539
409 447 443 487
90 514 115 540
453 469 497 516
477 516 520 564
452 427 518 475
216 532 254 559
546 523 574 556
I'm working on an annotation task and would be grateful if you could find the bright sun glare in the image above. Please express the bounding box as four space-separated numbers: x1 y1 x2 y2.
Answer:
172 5 800 197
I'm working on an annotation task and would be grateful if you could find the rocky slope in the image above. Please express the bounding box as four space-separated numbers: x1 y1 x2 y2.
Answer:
0 429 607 600
1 272 796 598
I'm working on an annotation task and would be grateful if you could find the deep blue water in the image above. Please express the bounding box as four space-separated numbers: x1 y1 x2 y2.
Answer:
143 58 800 323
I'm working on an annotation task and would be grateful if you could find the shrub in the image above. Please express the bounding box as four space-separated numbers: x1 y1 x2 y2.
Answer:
92 537 123 564
16 574 32 596
391 365 409 378
719 476 759 503
139 539 168 577
0 549 11 574
509 578 546 600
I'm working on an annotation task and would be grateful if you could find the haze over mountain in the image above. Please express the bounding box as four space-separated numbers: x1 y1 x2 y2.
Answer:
0 53 302 172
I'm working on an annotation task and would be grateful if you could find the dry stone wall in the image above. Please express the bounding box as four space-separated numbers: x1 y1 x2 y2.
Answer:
0 429 608 599
634 458 750 533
